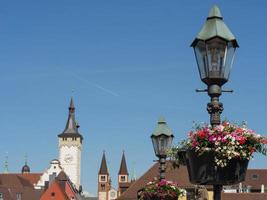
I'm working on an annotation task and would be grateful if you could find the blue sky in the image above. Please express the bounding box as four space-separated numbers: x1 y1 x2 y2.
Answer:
1 0 267 195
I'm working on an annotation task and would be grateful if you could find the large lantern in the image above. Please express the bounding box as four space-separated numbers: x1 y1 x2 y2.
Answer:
191 5 239 86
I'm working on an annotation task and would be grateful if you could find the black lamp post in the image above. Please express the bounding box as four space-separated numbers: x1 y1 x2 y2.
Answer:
191 6 238 200
151 117 174 181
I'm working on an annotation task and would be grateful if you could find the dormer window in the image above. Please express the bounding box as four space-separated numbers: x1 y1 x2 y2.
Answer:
251 174 259 180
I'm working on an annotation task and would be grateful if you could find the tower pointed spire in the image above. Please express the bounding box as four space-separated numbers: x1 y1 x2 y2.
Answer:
64 97 78 133
69 97 75 112
58 97 83 140
99 151 109 175
118 151 129 175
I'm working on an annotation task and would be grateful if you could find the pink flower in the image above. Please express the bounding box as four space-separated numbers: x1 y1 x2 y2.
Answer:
215 125 224 132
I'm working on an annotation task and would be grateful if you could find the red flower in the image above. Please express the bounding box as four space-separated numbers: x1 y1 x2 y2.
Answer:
197 130 206 139
236 128 243 134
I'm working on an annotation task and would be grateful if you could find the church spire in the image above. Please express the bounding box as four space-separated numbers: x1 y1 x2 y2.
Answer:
58 97 83 140
118 151 129 175
99 151 109 175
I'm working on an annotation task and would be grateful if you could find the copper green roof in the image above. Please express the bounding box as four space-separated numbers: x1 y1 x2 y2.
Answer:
191 5 238 47
151 117 174 137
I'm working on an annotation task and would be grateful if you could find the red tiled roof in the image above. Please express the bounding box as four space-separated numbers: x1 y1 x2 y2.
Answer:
16 173 42 185
0 174 42 200
0 174 32 188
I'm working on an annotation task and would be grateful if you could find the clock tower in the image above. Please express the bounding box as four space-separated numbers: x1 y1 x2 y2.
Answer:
58 97 83 190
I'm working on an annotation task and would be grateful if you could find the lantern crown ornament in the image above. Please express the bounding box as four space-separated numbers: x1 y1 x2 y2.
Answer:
151 117 174 158
191 5 238 86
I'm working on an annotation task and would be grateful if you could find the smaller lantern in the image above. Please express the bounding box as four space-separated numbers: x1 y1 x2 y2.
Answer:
151 117 174 158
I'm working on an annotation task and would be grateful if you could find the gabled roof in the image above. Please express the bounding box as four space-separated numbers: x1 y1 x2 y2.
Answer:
118 152 129 175
99 152 109 175
40 180 70 200
58 98 83 140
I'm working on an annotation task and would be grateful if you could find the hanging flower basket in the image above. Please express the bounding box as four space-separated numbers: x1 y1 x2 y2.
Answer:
137 179 185 200
186 149 248 185
169 121 267 185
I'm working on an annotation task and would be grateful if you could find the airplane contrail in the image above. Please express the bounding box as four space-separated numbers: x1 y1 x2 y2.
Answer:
70 73 120 97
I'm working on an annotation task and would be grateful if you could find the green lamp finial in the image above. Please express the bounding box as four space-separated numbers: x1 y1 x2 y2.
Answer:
208 5 222 19
158 116 166 124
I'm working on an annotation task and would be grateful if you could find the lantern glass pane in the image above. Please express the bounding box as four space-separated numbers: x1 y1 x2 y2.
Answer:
158 136 167 155
194 40 208 80
151 135 173 157
223 42 236 80
194 38 236 85
151 136 159 156
206 38 228 79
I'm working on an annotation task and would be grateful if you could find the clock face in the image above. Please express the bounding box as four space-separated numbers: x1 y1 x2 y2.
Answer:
64 154 73 163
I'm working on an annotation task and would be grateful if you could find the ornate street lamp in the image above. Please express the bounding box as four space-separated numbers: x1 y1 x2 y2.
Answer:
189 5 239 200
192 5 238 126
151 117 174 180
